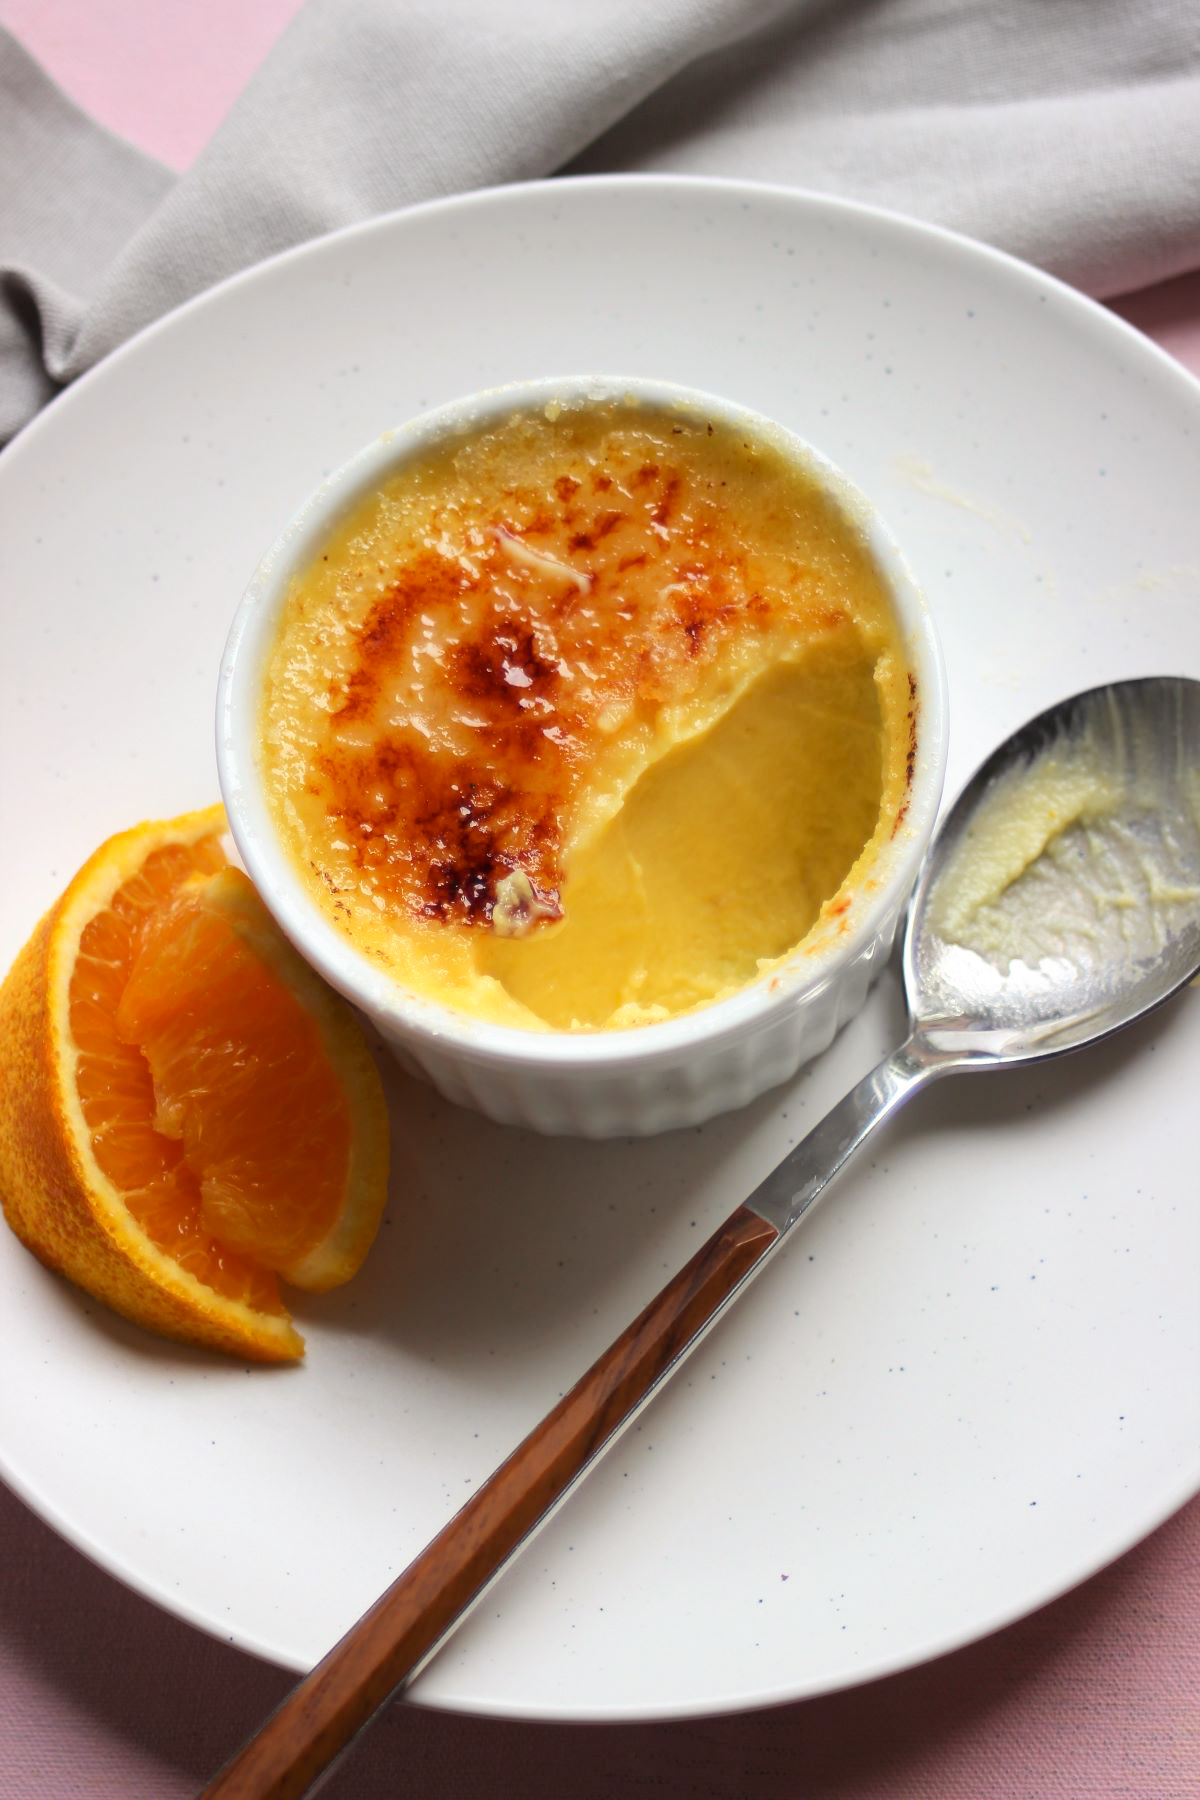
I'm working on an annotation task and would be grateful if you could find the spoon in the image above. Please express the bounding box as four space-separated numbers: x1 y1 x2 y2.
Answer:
201 674 1200 1800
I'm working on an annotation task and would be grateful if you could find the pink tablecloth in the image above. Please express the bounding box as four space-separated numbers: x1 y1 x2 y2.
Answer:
2 1474 1195 1800
1 5 1198 1795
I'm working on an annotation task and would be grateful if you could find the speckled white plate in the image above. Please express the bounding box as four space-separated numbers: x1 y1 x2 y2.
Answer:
1 177 1198 1722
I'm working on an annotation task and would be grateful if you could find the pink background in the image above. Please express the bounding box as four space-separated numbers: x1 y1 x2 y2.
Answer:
0 3 1198 1794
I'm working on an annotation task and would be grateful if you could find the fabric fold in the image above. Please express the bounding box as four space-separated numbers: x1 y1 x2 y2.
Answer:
3 0 1200 445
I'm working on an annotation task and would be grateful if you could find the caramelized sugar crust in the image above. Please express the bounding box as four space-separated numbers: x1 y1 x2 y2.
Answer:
265 400 891 939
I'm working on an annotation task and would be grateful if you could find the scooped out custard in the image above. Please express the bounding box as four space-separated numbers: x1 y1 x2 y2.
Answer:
260 393 918 1030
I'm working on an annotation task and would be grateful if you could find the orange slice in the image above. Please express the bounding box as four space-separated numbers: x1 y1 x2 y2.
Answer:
0 806 389 1362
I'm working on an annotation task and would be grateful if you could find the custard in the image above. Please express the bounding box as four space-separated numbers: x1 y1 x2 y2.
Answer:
260 395 918 1030
930 722 1200 972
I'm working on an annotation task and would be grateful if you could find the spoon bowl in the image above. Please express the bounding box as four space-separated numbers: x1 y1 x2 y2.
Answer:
907 676 1200 1064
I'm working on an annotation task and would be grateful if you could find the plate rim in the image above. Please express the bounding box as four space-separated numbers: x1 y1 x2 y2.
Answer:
2 1360 1197 1721
8 171 1200 479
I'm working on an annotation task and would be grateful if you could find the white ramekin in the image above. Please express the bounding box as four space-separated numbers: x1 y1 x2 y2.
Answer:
217 376 947 1137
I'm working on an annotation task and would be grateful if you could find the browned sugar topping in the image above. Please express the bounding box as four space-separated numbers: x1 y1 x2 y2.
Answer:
292 408 858 929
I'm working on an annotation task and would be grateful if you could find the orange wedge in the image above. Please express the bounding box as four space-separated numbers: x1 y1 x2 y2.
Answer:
0 806 389 1362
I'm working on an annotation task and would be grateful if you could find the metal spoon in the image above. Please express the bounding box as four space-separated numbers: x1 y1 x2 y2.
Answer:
202 675 1200 1800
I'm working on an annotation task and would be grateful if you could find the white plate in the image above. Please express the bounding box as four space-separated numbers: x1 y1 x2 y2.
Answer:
1 177 1198 1722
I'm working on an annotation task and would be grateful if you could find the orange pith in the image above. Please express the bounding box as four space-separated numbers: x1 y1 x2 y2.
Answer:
70 833 284 1316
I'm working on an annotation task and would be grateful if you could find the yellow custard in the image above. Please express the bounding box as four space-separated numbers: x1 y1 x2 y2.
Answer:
260 396 919 1030
930 722 1200 972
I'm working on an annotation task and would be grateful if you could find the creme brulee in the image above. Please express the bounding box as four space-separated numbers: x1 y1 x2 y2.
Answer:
259 394 917 1030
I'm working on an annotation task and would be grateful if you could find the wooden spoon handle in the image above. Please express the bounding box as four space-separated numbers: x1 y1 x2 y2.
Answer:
199 1201 779 1799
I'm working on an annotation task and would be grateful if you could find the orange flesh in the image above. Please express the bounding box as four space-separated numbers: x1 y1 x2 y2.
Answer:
69 837 283 1312
116 878 354 1272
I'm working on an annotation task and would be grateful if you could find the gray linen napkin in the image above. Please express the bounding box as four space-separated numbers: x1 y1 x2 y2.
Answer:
3 0 1199 444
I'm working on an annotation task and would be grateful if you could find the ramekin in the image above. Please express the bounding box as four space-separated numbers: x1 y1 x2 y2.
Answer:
217 377 947 1137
